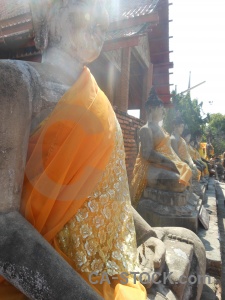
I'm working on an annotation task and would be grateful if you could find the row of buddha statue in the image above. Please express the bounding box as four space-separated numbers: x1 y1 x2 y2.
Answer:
0 1 207 299
131 88 209 233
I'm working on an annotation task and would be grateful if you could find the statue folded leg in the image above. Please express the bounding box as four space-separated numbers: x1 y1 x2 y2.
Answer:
133 209 206 300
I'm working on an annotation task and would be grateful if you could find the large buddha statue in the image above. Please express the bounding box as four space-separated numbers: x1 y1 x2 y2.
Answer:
0 1 205 300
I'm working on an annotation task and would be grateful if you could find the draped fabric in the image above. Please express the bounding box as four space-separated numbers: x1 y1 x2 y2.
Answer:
178 137 201 181
131 127 192 207
188 144 209 176
55 117 146 299
20 67 117 242
0 68 146 299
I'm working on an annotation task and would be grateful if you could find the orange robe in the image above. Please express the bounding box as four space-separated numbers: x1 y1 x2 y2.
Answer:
178 137 201 181
131 127 192 207
0 68 146 300
188 144 209 176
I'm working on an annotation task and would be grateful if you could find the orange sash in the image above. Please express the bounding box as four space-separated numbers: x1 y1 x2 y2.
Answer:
20 67 116 242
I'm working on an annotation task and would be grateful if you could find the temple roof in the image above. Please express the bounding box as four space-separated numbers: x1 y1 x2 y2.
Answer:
0 0 160 48
107 0 159 22
0 0 172 102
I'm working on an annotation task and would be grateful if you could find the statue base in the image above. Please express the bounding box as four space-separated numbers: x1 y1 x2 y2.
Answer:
137 188 200 233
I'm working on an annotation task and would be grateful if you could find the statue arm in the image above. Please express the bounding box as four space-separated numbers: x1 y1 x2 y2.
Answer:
170 136 179 155
132 207 157 246
132 208 166 272
139 127 178 173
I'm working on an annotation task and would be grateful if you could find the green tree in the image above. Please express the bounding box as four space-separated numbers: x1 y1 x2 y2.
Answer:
164 90 209 136
206 113 225 155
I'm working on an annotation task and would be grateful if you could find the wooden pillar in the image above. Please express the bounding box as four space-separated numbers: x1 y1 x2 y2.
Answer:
107 64 115 105
140 62 153 121
119 47 131 112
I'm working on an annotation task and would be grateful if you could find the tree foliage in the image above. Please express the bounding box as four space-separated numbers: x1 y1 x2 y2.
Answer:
206 113 225 155
163 90 225 156
164 91 209 136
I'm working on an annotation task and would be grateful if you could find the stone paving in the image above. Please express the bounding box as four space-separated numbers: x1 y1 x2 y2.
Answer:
199 178 225 300
215 180 225 300
198 179 221 276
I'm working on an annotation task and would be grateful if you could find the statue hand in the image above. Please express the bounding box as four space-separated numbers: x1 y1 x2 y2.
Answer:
146 237 166 269
138 237 166 289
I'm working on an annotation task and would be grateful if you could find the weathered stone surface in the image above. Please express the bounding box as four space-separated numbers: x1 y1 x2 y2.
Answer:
0 211 103 300
147 283 177 300
154 227 206 300
164 240 193 300
143 188 188 206
200 276 220 300
199 205 210 230
198 178 221 277
137 195 199 232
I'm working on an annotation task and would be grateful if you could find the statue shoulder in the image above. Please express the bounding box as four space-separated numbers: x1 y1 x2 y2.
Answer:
0 60 41 109
139 124 153 137
170 133 179 144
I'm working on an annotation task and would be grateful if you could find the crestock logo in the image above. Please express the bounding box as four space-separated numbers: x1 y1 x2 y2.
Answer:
26 103 105 201
88 271 212 285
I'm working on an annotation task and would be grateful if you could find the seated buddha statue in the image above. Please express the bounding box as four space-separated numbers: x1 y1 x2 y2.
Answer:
183 130 204 174
206 140 214 160
170 120 201 182
189 137 209 179
131 88 192 208
0 1 206 300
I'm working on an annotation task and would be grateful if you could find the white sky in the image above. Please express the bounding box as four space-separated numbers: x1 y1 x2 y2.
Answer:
169 0 225 116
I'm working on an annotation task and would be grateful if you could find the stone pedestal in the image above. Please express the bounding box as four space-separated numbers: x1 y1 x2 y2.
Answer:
137 188 200 233
192 180 208 204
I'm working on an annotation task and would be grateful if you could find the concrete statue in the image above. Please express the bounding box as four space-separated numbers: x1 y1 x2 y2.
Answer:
170 119 204 200
0 1 206 299
131 88 200 232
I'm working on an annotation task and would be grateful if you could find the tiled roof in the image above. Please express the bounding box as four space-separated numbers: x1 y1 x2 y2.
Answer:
0 0 160 46
0 0 30 21
106 24 148 41
106 0 160 42
107 0 160 22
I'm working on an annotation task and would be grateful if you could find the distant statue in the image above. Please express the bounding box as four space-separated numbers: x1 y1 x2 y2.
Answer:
185 136 204 173
171 121 207 203
223 152 225 168
0 1 206 300
189 133 209 178
206 141 214 160
171 120 201 182
131 88 192 208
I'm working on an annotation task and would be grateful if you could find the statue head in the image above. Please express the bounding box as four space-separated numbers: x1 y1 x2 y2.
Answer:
193 130 203 143
182 128 191 143
30 0 109 63
172 117 185 136
145 87 165 122
190 136 198 149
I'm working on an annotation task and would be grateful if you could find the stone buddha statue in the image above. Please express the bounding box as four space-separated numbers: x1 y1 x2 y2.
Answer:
0 1 206 300
131 89 191 201
170 120 204 201
189 136 209 179
131 88 202 232
170 119 199 179
182 129 203 173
